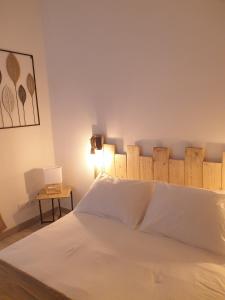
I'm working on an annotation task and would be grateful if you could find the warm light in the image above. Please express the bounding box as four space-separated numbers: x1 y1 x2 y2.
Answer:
103 150 113 171
86 142 95 169
42 166 63 194
87 153 95 169
86 143 104 175
43 166 62 185
94 149 104 172
86 138 114 177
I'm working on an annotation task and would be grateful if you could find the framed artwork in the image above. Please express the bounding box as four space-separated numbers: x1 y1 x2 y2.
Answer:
0 49 40 129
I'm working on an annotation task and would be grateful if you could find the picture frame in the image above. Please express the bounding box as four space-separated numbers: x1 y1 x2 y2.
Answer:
0 48 40 129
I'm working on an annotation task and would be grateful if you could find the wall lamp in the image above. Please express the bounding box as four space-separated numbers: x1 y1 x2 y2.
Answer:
90 135 104 177
90 135 104 154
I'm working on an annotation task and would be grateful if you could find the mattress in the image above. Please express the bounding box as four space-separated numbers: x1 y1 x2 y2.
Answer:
0 211 225 300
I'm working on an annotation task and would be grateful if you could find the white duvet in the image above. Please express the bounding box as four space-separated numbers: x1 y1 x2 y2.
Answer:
0 212 225 300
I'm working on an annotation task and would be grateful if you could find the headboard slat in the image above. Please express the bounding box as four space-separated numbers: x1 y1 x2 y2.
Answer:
222 153 225 189
103 144 116 176
140 156 153 181
203 162 222 190
127 145 140 180
100 144 225 190
153 147 169 182
185 147 205 188
115 154 127 179
169 159 184 186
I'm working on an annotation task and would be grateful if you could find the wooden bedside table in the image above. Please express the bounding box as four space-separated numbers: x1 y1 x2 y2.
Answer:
35 185 73 224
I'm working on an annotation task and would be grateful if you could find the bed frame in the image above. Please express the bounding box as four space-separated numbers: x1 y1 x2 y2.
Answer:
102 144 225 190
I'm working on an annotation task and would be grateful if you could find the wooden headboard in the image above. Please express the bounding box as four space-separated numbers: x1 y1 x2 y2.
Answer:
101 144 225 190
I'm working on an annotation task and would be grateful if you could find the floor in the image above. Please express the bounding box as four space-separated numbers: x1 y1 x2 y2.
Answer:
0 222 47 251
0 211 68 251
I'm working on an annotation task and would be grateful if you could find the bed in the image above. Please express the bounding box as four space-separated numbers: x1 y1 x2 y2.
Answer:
1 211 225 300
0 144 225 300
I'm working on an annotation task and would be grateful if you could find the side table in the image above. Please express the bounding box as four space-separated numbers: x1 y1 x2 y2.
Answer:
35 185 73 224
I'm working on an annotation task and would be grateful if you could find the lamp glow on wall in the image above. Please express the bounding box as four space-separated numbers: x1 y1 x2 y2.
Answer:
43 166 63 194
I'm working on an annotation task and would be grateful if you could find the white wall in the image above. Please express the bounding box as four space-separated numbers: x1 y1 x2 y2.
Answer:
0 0 55 228
41 0 225 200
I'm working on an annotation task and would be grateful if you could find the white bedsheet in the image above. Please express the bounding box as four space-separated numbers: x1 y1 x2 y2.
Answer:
0 212 225 300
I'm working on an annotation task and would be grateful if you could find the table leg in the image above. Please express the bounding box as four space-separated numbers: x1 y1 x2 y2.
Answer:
52 199 55 221
39 200 43 224
58 199 62 218
70 190 74 210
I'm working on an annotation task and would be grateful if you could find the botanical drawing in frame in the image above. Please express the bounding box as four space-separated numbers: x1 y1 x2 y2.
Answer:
0 49 40 129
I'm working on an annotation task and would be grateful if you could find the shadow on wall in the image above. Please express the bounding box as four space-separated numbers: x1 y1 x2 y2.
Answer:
135 139 189 157
135 139 225 162
11 169 45 226
94 135 225 162
106 137 124 154
92 115 225 161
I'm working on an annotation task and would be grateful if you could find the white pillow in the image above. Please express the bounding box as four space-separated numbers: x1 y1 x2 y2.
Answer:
76 173 154 228
140 182 225 256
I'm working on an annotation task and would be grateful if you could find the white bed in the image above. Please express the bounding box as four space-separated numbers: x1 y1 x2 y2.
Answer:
0 211 225 300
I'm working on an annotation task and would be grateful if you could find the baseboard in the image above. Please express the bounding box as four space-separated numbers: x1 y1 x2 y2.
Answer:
0 207 71 241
